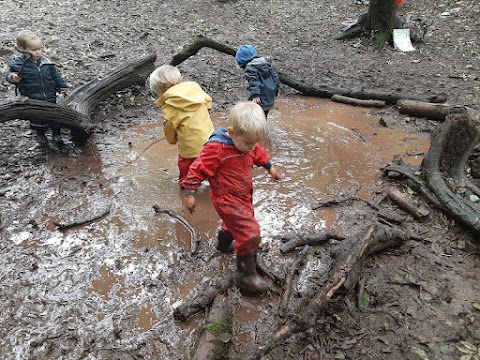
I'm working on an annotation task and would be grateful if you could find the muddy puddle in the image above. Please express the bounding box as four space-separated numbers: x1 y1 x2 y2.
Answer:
1 95 429 358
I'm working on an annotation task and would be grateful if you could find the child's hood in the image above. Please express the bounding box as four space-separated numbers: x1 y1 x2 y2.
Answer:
208 128 234 145
157 81 210 111
246 57 271 72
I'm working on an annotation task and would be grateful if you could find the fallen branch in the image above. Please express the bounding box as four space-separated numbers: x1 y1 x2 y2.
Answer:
153 205 200 254
331 94 386 108
169 35 446 105
313 195 406 224
173 276 233 322
247 224 408 359
281 245 310 313
279 233 344 254
397 99 450 121
387 187 430 221
53 207 110 231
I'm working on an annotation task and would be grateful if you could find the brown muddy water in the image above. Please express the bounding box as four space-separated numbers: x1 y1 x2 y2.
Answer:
0 96 429 359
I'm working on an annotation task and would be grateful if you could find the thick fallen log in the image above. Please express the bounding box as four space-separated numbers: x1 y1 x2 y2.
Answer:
173 276 233 322
60 53 156 117
247 224 408 360
421 106 480 235
0 53 157 146
0 98 92 146
192 294 233 360
397 99 450 121
169 35 446 105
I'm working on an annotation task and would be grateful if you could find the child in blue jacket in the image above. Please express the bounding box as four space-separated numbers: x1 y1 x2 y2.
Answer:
235 45 280 119
4 30 69 147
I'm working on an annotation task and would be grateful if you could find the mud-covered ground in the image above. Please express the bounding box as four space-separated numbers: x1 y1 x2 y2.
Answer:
1 1 480 359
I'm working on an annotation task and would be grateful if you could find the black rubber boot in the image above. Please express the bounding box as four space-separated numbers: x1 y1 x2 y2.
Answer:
30 122 48 147
52 126 64 146
217 229 234 253
236 254 272 294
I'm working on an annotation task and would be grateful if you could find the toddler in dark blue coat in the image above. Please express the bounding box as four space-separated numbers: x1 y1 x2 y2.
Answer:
4 30 69 147
235 45 280 119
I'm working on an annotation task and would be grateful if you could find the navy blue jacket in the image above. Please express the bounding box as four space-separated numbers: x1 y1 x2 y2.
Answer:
243 57 280 112
4 54 68 103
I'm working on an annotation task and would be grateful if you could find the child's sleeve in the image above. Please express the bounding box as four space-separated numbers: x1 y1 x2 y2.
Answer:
163 118 178 145
272 67 280 95
252 144 272 169
180 142 221 191
4 59 20 84
50 65 68 90
244 66 262 99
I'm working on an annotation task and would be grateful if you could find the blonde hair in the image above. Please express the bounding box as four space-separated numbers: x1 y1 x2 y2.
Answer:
16 30 40 49
229 102 267 140
149 65 182 93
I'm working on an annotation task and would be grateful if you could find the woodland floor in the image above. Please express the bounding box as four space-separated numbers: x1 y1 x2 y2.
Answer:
1 0 480 360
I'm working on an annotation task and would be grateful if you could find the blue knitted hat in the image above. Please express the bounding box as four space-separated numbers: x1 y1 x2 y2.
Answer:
235 45 258 66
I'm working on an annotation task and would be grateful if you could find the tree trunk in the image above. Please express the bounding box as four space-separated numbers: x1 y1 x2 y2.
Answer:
365 0 397 44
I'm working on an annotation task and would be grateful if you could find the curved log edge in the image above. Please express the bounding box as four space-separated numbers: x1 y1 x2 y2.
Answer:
0 53 157 146
384 106 480 237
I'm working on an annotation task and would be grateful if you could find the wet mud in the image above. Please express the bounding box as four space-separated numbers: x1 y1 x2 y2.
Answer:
1 96 432 359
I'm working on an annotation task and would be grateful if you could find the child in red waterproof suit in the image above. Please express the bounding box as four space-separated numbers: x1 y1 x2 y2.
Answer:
181 102 280 294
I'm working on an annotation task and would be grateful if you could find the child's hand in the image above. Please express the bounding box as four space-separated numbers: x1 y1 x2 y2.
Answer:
252 97 261 104
10 73 21 83
269 166 280 181
183 195 196 214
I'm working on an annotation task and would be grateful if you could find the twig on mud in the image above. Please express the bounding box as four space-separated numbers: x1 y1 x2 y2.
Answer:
54 207 110 230
279 232 345 254
153 204 200 254
281 245 310 313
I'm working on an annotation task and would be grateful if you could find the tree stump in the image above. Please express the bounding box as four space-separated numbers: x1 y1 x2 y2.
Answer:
421 106 480 235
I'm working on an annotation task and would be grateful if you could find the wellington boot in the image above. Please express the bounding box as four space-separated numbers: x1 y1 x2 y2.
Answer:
236 255 272 294
52 132 64 146
35 133 48 147
216 229 234 253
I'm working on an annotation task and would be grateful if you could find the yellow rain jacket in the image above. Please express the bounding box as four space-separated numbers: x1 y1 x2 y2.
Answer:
156 81 214 158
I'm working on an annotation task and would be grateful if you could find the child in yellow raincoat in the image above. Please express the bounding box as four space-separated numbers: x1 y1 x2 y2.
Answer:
149 65 214 184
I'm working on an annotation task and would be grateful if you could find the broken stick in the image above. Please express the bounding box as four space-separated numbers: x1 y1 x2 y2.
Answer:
153 205 200 254
387 187 430 221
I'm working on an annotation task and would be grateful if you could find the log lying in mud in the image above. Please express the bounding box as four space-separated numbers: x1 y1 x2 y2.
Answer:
397 99 450 121
387 188 430 221
192 294 234 360
0 98 92 146
170 35 446 105
59 53 156 117
0 53 157 146
173 276 233 322
331 94 386 108
246 224 408 360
